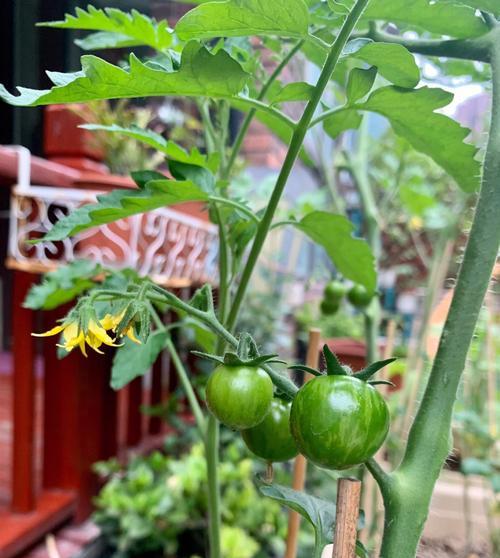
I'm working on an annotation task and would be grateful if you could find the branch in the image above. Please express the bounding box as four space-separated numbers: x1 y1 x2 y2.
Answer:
365 25 492 63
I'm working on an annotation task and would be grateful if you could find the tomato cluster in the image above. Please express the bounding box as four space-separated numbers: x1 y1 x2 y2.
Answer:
320 279 374 316
205 346 391 470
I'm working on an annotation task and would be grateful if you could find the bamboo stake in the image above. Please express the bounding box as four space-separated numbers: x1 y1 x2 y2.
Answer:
332 478 362 558
46 535 61 558
285 328 321 558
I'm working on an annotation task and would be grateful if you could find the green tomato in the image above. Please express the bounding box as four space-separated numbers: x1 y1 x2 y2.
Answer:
320 298 340 315
347 284 373 308
242 398 298 462
290 375 390 470
323 280 347 301
206 365 273 430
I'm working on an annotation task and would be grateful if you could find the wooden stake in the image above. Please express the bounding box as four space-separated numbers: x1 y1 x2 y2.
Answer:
332 479 362 558
285 328 321 558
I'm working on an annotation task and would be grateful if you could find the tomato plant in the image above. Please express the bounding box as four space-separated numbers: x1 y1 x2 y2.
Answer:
7 1 500 557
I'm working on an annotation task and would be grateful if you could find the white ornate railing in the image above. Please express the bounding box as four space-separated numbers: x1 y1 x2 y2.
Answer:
6 148 218 285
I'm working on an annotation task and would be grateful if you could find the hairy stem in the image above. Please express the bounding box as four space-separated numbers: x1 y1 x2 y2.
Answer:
226 0 371 332
205 414 221 557
377 28 500 558
365 24 493 63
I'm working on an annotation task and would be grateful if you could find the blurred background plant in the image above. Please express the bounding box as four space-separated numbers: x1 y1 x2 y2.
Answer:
72 99 202 175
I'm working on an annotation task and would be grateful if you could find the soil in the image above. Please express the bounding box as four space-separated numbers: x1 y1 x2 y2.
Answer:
418 539 492 558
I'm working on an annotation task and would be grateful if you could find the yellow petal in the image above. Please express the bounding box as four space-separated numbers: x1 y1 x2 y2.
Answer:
126 327 142 345
65 330 85 349
32 324 64 337
79 339 88 357
62 321 80 343
88 320 117 346
99 314 115 330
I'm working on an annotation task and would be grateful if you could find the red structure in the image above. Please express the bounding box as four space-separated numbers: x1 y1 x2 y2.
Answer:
0 139 215 557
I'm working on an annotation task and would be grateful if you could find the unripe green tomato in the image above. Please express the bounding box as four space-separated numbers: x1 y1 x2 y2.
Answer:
290 375 390 470
347 284 373 308
320 298 340 315
242 398 298 462
206 365 273 430
323 280 347 301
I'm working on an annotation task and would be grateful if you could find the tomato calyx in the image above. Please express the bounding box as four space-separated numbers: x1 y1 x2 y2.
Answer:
289 344 397 386
192 332 287 368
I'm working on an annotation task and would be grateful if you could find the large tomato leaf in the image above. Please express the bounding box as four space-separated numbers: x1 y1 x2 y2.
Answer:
39 5 173 51
176 0 310 40
293 211 377 293
36 180 209 243
323 86 480 193
364 0 488 38
111 330 168 390
23 260 100 310
0 42 250 106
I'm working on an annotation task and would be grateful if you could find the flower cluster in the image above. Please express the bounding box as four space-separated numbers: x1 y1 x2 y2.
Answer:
32 307 142 357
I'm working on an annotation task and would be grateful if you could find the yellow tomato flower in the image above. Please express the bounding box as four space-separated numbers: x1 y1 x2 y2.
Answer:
101 311 141 344
32 318 121 357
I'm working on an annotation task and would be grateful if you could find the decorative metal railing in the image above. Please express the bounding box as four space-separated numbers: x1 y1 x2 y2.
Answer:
7 148 218 285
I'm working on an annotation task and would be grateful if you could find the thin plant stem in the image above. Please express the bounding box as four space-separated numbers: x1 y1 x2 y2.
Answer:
226 0 372 333
205 414 221 558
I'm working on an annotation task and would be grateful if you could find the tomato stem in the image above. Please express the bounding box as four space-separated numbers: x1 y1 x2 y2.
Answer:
375 25 500 557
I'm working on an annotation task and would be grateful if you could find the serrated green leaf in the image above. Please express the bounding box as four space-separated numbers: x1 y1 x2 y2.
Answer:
36 180 209 244
111 330 168 390
364 0 488 38
23 260 100 310
258 481 337 547
40 5 172 51
323 108 362 138
176 0 310 41
294 212 377 292
269 82 315 104
352 42 420 88
0 42 250 106
359 86 479 193
346 67 377 104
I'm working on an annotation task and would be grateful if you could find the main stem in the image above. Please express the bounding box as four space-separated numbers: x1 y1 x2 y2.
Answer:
226 0 371 332
378 27 500 557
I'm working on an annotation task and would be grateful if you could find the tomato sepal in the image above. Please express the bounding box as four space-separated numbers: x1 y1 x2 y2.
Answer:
354 357 397 382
